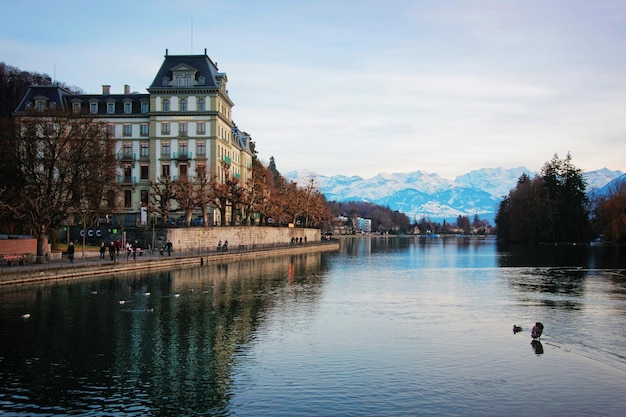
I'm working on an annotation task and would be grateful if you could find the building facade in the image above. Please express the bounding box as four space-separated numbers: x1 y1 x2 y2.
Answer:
14 50 254 225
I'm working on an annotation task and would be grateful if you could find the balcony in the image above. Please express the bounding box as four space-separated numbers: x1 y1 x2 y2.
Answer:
222 155 232 164
116 151 136 161
117 175 137 184
173 151 193 160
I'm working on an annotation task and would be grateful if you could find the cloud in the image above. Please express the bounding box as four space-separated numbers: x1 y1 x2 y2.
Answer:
2 0 624 179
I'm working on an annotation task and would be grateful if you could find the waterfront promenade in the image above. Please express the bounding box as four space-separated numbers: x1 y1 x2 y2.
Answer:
0 240 339 286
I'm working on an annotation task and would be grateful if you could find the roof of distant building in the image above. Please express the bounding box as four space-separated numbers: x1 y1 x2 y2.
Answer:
149 51 224 90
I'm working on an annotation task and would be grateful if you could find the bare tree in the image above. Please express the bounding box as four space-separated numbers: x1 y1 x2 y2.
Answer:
593 180 626 242
71 135 118 255
149 175 175 225
211 162 241 226
195 168 214 226
3 109 115 261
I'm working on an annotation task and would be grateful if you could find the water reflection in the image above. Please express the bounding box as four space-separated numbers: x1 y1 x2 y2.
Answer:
0 253 329 416
2 238 626 416
497 242 626 269
531 340 544 355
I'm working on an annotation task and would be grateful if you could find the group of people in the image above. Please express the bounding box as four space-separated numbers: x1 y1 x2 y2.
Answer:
290 236 307 245
98 239 133 261
159 240 173 256
68 239 175 262
216 240 228 252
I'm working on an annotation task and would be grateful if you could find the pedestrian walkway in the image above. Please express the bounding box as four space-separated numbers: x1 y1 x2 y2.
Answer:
0 240 339 285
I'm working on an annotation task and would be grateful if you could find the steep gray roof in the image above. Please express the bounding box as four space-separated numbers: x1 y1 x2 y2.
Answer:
13 85 149 115
14 85 73 112
149 52 222 90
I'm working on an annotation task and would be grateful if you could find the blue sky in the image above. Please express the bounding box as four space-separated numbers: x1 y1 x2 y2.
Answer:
2 0 625 179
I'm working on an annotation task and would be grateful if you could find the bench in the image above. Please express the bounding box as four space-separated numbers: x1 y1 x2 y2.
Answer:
1 255 24 266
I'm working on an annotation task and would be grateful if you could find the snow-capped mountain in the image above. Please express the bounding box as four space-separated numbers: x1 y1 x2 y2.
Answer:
286 168 623 224
454 167 535 199
586 169 625 191
596 173 626 196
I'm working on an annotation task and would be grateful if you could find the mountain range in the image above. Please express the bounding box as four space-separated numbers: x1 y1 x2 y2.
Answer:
286 168 625 224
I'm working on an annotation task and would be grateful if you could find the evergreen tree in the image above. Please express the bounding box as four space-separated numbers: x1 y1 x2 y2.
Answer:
540 153 590 242
496 153 590 243
268 156 282 185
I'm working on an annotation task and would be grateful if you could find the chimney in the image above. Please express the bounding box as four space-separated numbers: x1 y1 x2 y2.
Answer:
124 85 130 94
102 85 110 95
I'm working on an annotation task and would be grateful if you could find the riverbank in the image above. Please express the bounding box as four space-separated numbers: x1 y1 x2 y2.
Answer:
0 240 339 286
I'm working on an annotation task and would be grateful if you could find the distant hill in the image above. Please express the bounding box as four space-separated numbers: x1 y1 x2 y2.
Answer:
286 167 624 224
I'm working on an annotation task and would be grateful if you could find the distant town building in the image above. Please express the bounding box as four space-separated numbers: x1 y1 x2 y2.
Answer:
14 49 253 225
361 218 372 233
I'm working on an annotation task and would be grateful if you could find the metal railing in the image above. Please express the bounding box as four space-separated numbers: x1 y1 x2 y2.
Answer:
116 151 137 161
117 175 137 184
173 151 193 160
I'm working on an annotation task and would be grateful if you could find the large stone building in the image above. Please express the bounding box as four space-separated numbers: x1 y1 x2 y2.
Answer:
14 49 254 225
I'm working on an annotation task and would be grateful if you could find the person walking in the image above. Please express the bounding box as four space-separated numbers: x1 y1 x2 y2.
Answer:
99 242 106 260
67 242 75 263
109 241 116 261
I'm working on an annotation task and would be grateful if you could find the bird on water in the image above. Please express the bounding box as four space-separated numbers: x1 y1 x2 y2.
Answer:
531 322 544 339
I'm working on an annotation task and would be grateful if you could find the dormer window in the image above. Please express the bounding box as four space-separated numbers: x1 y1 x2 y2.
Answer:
176 74 191 86
72 102 81 113
171 64 197 88
36 100 46 112
90 102 98 114
107 102 115 114
124 101 132 114
141 101 149 113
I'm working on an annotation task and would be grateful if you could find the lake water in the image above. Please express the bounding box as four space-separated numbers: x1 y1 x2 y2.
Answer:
1 237 626 416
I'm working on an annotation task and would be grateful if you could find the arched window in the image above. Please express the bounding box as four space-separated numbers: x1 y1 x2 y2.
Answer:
162 98 170 111
180 98 187 111
198 98 205 111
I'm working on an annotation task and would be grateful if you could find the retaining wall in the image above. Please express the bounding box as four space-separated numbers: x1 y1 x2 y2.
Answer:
143 226 320 252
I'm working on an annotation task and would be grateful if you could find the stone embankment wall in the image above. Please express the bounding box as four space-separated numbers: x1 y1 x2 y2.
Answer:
147 226 320 252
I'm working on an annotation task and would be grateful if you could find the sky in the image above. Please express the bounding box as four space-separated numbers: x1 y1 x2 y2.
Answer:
2 0 625 180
